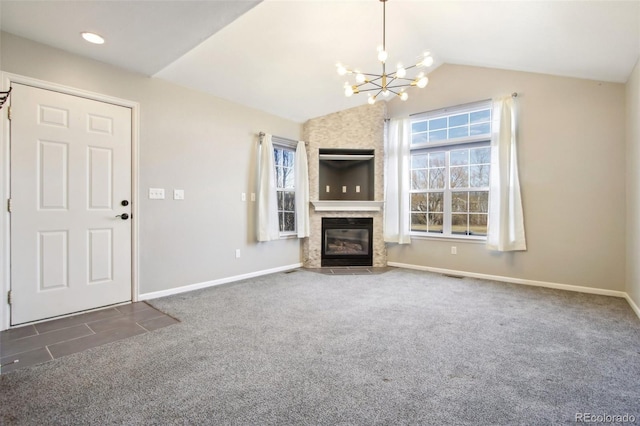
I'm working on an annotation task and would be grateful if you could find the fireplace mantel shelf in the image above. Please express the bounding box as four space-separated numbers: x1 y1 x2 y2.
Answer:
311 200 384 212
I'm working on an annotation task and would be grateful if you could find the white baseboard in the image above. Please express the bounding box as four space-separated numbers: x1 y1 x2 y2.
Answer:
139 263 303 301
388 262 628 298
625 293 640 320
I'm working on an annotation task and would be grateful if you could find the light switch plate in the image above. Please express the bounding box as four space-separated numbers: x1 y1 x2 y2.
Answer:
173 189 184 200
149 188 165 199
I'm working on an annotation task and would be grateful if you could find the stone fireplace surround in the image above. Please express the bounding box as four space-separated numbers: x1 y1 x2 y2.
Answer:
302 102 387 268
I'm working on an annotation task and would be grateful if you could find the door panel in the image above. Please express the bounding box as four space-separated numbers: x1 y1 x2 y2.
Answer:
10 83 132 325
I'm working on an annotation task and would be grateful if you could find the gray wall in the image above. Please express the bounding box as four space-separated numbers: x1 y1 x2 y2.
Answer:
1 32 303 296
626 59 640 309
387 64 627 292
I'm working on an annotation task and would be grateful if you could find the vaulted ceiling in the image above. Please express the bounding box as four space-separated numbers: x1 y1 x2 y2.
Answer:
1 0 638 123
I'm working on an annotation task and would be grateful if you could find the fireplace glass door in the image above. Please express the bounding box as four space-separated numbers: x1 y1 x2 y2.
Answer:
321 218 373 266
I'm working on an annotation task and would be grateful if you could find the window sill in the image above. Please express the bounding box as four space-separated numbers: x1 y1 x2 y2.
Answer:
279 233 298 240
409 233 486 244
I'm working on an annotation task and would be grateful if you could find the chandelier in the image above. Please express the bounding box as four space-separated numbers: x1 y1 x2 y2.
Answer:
337 0 433 104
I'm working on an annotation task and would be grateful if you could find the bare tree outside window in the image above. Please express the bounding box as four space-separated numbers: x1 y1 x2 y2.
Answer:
409 104 491 238
274 147 296 234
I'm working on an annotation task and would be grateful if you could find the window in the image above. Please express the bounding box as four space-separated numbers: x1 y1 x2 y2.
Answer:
274 145 296 235
409 101 491 239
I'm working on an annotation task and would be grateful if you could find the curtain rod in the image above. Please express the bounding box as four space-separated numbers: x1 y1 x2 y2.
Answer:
409 93 518 117
258 132 307 146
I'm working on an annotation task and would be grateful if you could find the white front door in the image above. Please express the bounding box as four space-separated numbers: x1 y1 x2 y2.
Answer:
10 83 132 325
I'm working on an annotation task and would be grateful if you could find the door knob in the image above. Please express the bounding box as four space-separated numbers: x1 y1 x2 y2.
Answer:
116 213 129 220
121 200 129 206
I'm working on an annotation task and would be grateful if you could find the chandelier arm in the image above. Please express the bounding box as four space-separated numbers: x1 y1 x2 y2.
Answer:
357 87 387 93
389 77 418 83
362 81 385 90
387 84 413 90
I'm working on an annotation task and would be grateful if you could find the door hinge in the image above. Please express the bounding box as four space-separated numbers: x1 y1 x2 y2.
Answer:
7 290 12 306
7 198 11 213
7 106 11 121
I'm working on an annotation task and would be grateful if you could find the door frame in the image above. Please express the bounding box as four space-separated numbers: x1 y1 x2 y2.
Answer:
0 72 140 330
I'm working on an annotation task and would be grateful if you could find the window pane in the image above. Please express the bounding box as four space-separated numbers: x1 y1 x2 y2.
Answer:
284 150 295 167
429 152 445 167
412 154 427 168
429 130 447 142
279 212 284 232
428 192 444 212
283 212 295 232
470 147 491 164
452 192 468 213
428 213 443 233
277 191 284 210
284 191 295 211
412 121 427 133
429 117 446 130
274 149 282 166
429 168 445 189
411 213 427 232
452 214 469 234
470 109 491 124
412 133 428 145
450 166 469 188
449 126 469 139
469 191 489 213
469 214 488 235
449 113 469 127
451 149 468 166
411 170 428 190
470 123 490 136
276 166 284 187
411 193 428 211
470 165 490 187
284 167 294 188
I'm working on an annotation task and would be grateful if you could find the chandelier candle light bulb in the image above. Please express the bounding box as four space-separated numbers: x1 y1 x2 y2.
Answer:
336 0 434 104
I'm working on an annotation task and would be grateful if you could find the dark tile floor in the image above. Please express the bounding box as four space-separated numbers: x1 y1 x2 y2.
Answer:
304 266 395 275
1 302 179 374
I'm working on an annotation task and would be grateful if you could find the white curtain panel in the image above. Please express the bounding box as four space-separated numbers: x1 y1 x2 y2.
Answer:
384 118 412 244
295 141 310 238
257 134 280 242
487 96 527 251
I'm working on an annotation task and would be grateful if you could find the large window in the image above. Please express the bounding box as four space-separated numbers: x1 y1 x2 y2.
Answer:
274 145 296 235
410 101 491 239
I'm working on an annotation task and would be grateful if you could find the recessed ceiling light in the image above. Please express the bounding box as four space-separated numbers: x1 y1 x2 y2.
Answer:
81 32 105 45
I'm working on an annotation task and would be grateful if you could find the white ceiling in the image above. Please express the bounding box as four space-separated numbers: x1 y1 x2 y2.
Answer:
1 0 639 123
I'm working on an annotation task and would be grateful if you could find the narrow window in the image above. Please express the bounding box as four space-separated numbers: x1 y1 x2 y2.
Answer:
274 145 296 235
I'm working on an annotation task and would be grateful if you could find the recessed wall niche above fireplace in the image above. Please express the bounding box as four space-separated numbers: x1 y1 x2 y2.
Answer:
319 149 374 201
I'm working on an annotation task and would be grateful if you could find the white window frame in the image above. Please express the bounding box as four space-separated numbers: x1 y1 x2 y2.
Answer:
273 140 297 237
409 100 492 240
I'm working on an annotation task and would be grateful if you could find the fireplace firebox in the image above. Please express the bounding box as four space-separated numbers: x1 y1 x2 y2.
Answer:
321 217 373 267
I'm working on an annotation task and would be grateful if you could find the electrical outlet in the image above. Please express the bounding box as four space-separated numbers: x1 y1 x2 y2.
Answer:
251 193 256 202
241 193 246 202
235 249 241 258
451 246 457 255
173 189 184 200
342 186 347 193
356 185 361 193
149 188 165 199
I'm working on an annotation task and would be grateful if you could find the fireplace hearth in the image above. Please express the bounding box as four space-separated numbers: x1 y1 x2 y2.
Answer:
322 217 373 267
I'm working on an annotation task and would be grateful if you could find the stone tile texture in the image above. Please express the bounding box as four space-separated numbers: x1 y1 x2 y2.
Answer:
302 102 387 267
